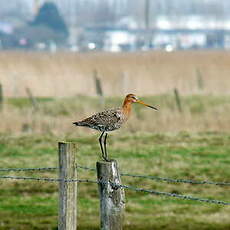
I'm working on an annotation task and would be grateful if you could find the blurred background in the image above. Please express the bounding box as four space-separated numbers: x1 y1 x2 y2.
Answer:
0 0 229 134
1 0 230 52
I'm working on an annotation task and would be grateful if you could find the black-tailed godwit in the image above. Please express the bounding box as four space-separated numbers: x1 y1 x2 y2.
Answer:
73 94 157 161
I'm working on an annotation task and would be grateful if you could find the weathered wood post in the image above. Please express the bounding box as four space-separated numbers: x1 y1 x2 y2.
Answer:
0 83 3 111
196 68 204 91
94 70 104 106
96 160 125 230
174 88 182 113
58 142 77 230
25 87 39 111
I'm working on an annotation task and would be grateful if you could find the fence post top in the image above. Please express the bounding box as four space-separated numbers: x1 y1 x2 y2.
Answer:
58 141 75 144
58 141 77 147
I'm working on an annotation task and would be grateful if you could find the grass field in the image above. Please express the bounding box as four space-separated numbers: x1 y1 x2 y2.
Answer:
0 132 229 230
0 95 230 229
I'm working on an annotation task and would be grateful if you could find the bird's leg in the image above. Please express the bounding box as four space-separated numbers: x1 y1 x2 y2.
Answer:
103 133 109 161
99 132 106 161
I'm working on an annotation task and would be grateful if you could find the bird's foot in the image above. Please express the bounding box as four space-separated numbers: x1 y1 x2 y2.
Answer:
102 156 111 162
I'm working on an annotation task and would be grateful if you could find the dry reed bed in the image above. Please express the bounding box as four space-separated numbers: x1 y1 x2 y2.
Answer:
0 51 230 97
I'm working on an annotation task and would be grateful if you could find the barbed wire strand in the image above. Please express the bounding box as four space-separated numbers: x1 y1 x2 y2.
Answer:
0 175 229 206
0 167 57 172
120 172 230 186
76 165 230 186
119 184 230 206
0 165 230 186
0 175 96 184
0 165 94 172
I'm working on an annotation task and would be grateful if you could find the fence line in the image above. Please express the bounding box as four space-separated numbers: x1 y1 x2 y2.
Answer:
0 175 96 183
0 175 229 206
119 184 230 206
0 167 57 172
120 172 230 186
1 165 230 186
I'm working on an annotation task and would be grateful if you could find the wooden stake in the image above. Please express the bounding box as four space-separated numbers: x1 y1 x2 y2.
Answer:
58 142 77 230
25 87 38 111
96 160 125 230
196 68 204 90
94 70 103 96
94 70 104 106
174 88 182 113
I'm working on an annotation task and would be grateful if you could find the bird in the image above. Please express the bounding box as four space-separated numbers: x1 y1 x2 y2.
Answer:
73 94 158 161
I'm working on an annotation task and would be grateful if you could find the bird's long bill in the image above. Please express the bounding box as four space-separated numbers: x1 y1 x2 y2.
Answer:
136 99 158 110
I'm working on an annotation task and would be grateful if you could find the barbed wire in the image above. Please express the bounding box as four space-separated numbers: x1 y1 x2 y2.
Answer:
0 167 57 172
120 172 230 186
77 165 96 171
1 165 230 186
0 175 96 184
76 165 230 186
0 165 94 172
118 184 230 206
0 175 229 206
0 166 93 172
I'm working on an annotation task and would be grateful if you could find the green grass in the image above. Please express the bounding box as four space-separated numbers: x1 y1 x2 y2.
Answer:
7 97 54 109
0 132 229 229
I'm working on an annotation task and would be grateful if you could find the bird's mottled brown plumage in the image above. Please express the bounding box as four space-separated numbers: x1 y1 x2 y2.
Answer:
73 108 127 132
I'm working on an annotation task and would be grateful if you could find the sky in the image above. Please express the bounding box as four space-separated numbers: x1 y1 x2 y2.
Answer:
1 0 230 28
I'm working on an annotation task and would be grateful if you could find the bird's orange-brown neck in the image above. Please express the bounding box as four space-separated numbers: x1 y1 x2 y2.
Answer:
122 98 133 118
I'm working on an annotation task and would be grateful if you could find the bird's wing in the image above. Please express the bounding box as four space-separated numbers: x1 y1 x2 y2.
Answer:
80 108 122 130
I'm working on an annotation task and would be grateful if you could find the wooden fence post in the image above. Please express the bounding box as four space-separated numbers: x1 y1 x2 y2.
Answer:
96 160 125 230
25 87 39 111
58 142 77 230
0 83 3 111
174 88 182 113
94 70 104 106
196 68 204 91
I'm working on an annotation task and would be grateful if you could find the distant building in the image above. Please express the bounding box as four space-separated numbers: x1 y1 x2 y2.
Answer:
155 15 230 30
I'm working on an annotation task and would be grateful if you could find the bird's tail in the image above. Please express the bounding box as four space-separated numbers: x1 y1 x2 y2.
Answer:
73 121 80 126
73 121 85 126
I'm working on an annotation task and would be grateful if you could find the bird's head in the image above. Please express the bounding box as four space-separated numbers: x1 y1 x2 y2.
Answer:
124 94 158 110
